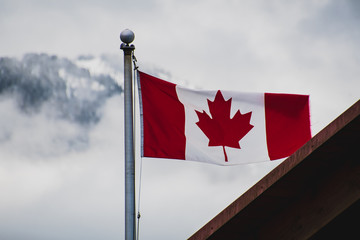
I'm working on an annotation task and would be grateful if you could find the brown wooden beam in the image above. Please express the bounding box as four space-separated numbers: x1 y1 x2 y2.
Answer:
189 99 360 240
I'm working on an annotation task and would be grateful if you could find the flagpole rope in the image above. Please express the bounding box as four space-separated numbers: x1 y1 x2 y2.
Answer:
132 53 143 240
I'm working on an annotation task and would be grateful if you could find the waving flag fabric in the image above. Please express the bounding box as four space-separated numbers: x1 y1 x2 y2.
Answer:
137 71 311 165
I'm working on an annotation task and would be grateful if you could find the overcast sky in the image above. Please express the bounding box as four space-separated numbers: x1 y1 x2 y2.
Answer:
1 0 360 239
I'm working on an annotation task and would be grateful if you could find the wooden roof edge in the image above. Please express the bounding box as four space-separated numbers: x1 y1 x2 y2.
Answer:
188 99 360 240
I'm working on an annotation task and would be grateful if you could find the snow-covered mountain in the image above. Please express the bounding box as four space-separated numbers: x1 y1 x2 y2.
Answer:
0 53 128 157
0 53 123 125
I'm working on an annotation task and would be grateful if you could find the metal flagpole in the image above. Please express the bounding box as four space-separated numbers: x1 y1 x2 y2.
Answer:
120 29 136 240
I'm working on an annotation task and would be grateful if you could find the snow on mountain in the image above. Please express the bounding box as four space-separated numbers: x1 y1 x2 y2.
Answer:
0 53 123 124
0 53 123 157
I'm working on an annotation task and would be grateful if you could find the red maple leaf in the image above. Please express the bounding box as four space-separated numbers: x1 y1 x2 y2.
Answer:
195 90 254 162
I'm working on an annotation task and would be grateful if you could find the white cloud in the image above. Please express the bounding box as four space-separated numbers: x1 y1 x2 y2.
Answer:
0 95 124 240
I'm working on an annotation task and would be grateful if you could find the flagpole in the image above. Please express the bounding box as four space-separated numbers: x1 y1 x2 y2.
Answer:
120 29 136 240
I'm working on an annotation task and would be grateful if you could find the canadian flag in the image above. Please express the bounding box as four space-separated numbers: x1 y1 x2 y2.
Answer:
137 71 311 165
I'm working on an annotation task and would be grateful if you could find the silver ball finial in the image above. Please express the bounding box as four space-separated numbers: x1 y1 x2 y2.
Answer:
120 29 135 44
